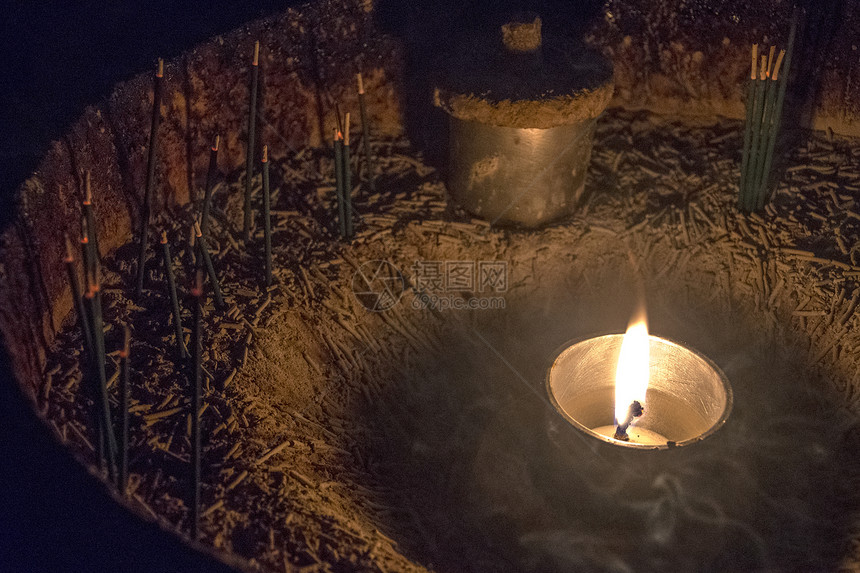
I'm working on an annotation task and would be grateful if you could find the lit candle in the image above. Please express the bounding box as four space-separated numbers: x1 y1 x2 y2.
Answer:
590 312 670 445
546 312 732 450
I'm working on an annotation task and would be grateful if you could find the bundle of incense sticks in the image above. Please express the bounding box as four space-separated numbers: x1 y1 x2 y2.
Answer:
739 12 797 212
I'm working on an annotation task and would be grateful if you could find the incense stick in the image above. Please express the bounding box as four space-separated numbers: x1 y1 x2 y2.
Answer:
135 58 164 297
262 145 272 287
81 288 104 467
334 129 346 238
243 41 260 243
342 113 354 240
119 324 130 494
65 234 93 354
194 221 225 309
82 171 100 269
187 224 198 270
357 73 376 196
190 268 204 540
86 282 118 482
746 55 768 210
80 233 92 292
162 231 187 359
739 44 758 210
201 135 219 239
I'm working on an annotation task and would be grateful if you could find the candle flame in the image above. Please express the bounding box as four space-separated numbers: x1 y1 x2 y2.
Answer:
615 312 650 423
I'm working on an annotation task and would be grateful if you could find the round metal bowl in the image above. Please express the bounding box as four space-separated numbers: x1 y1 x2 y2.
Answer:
546 334 733 450
447 117 596 227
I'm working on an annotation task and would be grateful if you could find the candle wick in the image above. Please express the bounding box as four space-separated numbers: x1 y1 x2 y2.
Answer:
614 400 644 441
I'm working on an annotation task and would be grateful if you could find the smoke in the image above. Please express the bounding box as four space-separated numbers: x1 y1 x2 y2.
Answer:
356 269 860 572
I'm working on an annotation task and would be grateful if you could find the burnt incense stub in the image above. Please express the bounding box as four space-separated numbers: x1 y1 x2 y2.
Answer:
434 16 614 227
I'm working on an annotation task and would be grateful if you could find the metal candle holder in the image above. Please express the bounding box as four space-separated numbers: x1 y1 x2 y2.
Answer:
547 334 732 450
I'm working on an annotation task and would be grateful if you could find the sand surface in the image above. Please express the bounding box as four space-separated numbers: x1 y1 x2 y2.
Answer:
40 108 860 572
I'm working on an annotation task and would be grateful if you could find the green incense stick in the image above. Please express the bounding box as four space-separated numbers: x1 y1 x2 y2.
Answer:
65 234 93 354
201 135 220 239
243 41 260 243
262 145 272 287
135 58 164 297
83 171 100 268
119 325 130 494
188 225 198 270
739 44 758 210
334 129 346 238
744 56 767 212
343 113 354 240
357 73 376 196
190 268 204 540
194 221 225 309
86 283 118 482
81 290 104 468
162 231 187 358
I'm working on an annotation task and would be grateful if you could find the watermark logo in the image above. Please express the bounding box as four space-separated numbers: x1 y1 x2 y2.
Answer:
411 260 507 311
411 293 506 311
412 260 508 293
351 259 508 312
351 260 406 312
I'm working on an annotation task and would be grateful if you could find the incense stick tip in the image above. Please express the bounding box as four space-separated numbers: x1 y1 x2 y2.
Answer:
64 233 75 262
121 324 131 357
262 145 268 163
157 58 164 78
253 40 260 66
773 49 786 81
357 72 364 94
751 43 758 80
192 268 205 297
344 114 351 146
